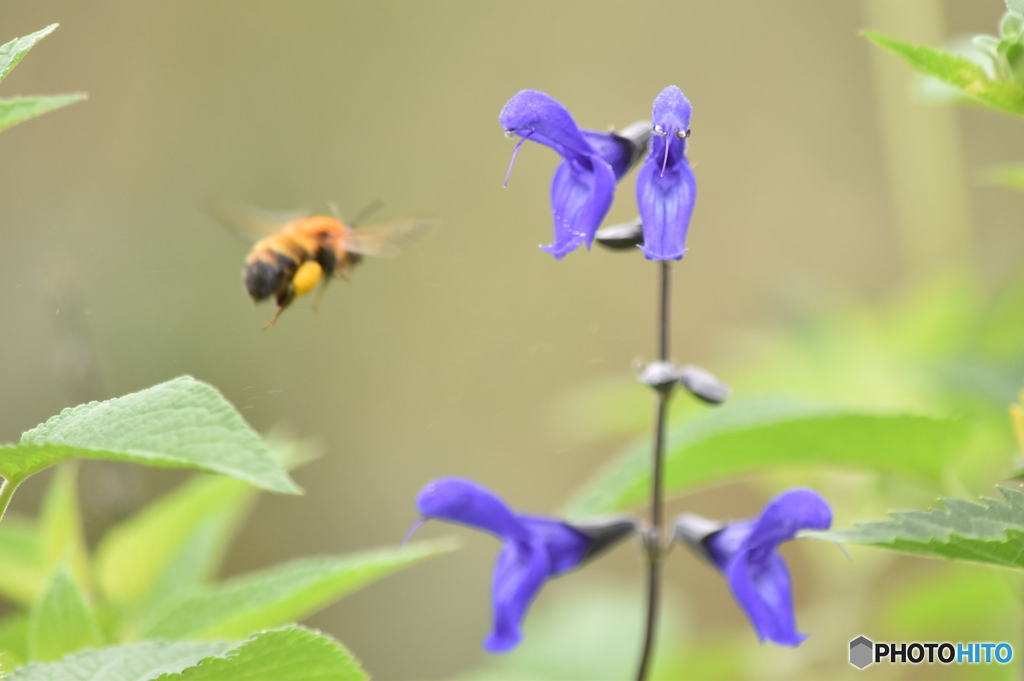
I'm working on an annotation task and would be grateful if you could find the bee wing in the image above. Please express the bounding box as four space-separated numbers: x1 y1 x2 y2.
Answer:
207 200 311 242
344 218 438 257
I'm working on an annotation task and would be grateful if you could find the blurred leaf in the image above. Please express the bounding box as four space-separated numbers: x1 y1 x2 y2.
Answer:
0 94 86 133
8 640 232 681
551 378 650 441
654 640 749 681
863 30 1024 116
0 25 85 133
95 475 256 611
153 626 367 681
0 518 45 605
264 427 324 469
1002 11 1023 39
139 539 458 640
985 164 1024 190
974 35 1001 53
566 400 968 516
27 564 101 662
880 564 1017 639
39 465 90 594
0 24 57 82
463 584 684 681
813 487 1024 569
1009 1 1024 17
0 614 29 668
0 376 299 496
1012 392 1024 451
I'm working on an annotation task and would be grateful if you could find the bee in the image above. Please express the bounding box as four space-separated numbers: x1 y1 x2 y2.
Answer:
215 202 433 328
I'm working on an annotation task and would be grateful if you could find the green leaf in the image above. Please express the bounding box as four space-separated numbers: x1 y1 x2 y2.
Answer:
154 626 367 681
881 563 1017 638
95 475 256 611
1001 11 1023 39
0 25 85 133
8 640 232 681
27 564 101 662
0 518 45 605
39 465 90 594
985 163 1024 191
139 539 458 640
566 400 968 516
0 614 30 668
863 30 1024 116
0 24 58 83
0 375 298 495
811 487 1024 569
466 588 685 681
0 94 86 133
1013 392 1024 451
1008 1 1024 17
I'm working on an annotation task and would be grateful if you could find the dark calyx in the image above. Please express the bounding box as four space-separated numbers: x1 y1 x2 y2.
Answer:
567 516 639 563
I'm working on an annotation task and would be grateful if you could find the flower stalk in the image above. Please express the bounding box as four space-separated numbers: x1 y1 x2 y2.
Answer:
636 261 674 681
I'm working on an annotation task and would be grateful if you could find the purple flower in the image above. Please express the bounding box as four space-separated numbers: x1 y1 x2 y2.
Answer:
675 489 832 646
636 85 697 260
499 90 636 259
412 477 634 653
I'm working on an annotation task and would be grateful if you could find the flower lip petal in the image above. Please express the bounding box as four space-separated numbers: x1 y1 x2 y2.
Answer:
636 157 696 260
540 154 616 258
484 542 549 653
727 551 806 646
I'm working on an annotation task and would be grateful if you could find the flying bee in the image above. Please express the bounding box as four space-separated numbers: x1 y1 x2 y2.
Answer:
214 202 433 329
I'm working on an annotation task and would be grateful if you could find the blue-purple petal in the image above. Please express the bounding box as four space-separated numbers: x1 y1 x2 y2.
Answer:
727 551 805 646
499 89 593 163
746 488 833 553
414 478 611 653
517 516 590 574
484 541 551 653
703 489 831 648
416 478 527 542
581 129 634 179
541 155 616 258
499 90 623 259
635 85 696 261
636 159 696 260
651 86 693 141
704 519 754 571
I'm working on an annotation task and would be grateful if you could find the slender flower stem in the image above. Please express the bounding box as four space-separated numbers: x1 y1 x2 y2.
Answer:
636 261 673 681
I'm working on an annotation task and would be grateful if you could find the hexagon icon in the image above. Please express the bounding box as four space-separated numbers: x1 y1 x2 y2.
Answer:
849 635 874 669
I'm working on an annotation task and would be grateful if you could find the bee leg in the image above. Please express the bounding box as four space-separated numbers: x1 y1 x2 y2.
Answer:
263 284 296 330
262 307 285 330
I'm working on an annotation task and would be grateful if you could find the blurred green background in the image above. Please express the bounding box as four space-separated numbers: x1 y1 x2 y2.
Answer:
1 1 1022 679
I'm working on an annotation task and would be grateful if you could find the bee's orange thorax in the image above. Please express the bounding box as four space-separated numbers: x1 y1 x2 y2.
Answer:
285 216 348 241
